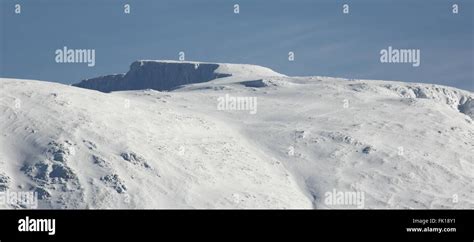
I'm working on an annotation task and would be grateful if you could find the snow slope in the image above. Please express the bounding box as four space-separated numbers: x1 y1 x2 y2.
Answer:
0 79 308 208
1 61 473 209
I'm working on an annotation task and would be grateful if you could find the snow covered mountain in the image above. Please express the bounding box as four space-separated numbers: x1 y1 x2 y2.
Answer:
1 60 473 209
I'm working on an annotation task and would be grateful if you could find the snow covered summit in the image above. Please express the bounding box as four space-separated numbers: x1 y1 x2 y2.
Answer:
73 60 284 92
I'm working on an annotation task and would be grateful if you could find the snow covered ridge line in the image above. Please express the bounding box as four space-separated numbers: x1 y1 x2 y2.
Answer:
73 60 284 92
72 60 473 118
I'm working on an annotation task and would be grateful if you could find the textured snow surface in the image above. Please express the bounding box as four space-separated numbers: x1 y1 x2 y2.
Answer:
1 61 473 209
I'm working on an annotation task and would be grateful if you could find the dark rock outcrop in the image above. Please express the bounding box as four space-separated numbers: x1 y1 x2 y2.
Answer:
74 61 231 92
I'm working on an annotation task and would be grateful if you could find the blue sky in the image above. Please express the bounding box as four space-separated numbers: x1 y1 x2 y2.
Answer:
1 0 473 91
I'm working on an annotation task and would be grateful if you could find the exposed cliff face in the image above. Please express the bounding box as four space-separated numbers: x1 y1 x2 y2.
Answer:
73 60 284 92
74 74 125 93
